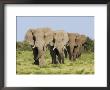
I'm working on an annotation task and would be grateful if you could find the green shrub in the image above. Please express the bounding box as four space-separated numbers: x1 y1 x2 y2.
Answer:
16 41 32 51
84 37 94 52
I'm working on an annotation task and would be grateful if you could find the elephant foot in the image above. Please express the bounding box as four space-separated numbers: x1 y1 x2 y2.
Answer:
52 60 58 64
52 60 54 64
51 59 58 64
54 61 58 64
65 56 67 58
73 58 76 61
39 58 46 67
62 62 64 64
33 60 39 65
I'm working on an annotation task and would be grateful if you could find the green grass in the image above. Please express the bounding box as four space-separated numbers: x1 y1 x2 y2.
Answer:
16 50 94 74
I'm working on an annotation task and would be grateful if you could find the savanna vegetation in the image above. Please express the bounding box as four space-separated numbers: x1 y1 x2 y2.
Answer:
16 37 94 74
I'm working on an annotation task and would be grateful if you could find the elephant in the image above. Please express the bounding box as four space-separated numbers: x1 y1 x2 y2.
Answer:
52 30 69 64
75 34 87 56
67 33 87 61
66 33 78 60
25 27 54 67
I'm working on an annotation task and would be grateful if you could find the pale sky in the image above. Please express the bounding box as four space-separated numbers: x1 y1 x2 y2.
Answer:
16 16 94 41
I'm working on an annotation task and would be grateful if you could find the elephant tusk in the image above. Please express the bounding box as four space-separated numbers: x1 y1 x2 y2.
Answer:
53 47 56 50
32 45 36 49
64 46 67 51
66 44 69 46
64 46 66 49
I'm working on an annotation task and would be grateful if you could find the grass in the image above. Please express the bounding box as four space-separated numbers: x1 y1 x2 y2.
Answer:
16 50 94 74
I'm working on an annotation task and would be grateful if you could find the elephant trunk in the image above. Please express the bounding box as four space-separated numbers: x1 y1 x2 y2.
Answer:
32 42 46 66
56 46 65 64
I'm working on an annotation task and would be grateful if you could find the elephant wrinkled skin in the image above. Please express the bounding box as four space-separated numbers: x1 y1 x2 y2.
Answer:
25 27 87 67
67 33 87 61
52 30 69 64
25 28 54 67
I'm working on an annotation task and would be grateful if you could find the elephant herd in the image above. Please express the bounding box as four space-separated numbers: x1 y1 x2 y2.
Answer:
25 28 87 67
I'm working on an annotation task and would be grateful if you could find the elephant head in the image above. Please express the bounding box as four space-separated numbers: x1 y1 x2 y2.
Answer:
41 28 54 47
67 33 78 60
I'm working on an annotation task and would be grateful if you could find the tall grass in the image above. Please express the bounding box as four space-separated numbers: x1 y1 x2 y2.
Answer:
16 50 94 74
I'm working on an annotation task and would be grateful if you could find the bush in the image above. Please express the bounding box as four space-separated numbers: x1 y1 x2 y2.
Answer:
16 41 32 51
84 37 94 52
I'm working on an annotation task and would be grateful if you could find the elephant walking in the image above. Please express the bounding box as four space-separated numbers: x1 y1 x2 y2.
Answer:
52 30 69 64
25 27 87 67
25 28 54 67
67 33 87 61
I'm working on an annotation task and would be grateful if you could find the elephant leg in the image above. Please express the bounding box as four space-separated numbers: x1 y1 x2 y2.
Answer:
33 47 39 65
67 48 72 60
66 46 71 60
39 55 46 67
56 50 61 64
52 52 57 64
61 53 64 64
70 48 74 61
73 52 76 60
39 50 46 67
56 53 61 64
78 52 81 57
57 55 61 64
53 48 59 64
77 46 82 58
50 51 54 64
57 50 64 64
68 52 72 60
49 46 57 64
64 49 67 58
81 46 84 53
73 48 77 61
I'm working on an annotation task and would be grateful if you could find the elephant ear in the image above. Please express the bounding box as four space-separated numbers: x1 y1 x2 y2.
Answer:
63 32 69 45
75 33 82 46
25 29 34 45
80 35 87 44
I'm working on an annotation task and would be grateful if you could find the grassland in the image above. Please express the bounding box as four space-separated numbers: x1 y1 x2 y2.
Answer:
16 50 94 74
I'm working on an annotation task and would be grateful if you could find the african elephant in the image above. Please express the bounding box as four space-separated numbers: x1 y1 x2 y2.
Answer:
75 34 87 56
67 33 87 61
25 28 54 67
66 33 78 60
52 30 69 64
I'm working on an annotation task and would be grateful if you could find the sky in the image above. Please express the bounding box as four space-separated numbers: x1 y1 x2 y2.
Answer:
16 16 94 41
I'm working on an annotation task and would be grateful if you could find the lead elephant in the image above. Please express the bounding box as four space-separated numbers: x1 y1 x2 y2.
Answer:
25 28 54 67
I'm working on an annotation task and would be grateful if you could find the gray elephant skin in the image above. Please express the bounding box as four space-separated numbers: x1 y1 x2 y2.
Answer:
25 27 87 67
66 33 87 61
25 28 54 67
